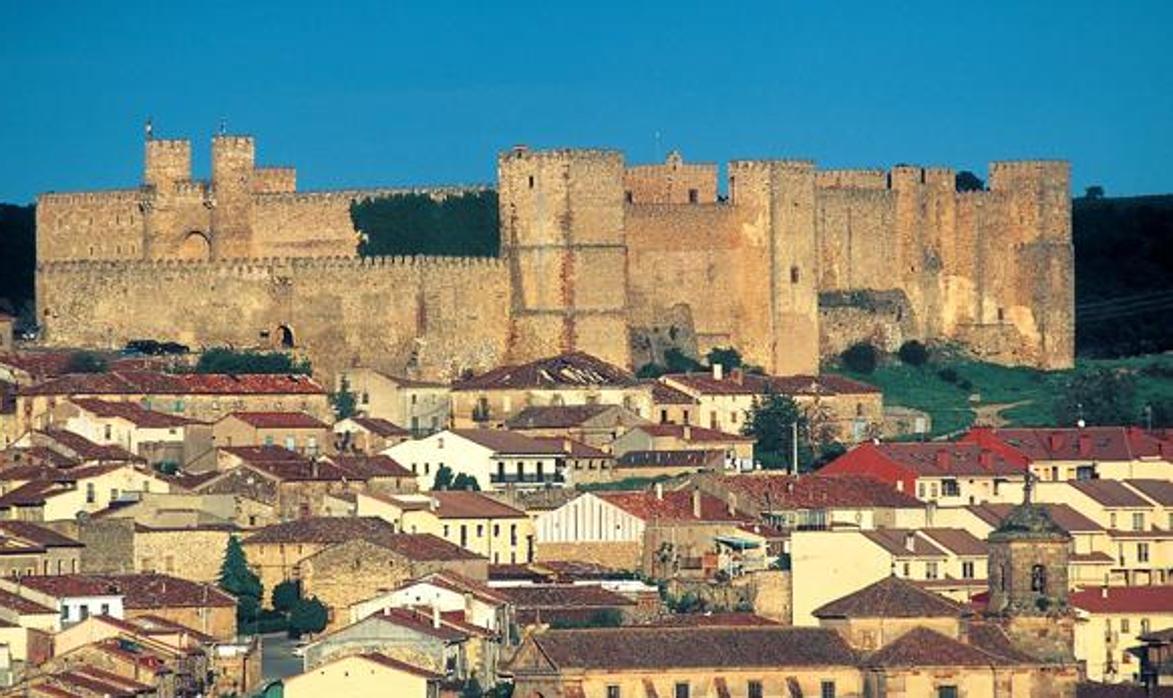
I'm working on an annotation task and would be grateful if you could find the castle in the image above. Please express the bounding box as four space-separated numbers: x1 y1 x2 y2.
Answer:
35 131 1074 380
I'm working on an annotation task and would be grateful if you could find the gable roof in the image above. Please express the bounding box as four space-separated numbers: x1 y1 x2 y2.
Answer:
862 530 949 558
967 502 1104 534
353 653 444 679
243 517 481 561
617 449 726 469
454 352 637 391
662 371 880 397
525 626 856 670
865 626 1022 667
0 520 83 548
449 429 567 455
963 426 1172 462
345 416 410 437
20 371 325 397
917 528 988 557
532 436 611 458
647 381 698 405
860 442 1028 477
1069 585 1173 613
16 574 234 608
505 404 617 429
1069 479 1153 508
221 411 327 429
597 490 743 523
68 398 202 428
704 473 925 509
1125 479 1173 506
428 491 527 519
630 424 755 443
813 575 968 619
497 584 636 609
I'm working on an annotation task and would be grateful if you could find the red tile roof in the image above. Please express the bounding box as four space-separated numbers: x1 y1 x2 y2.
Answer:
399 571 509 605
1069 585 1173 613
1127 479 1173 506
17 574 235 608
428 491 527 519
662 371 880 397
616 449 726 469
918 528 988 557
355 653 444 679
532 436 611 459
968 502 1104 533
598 489 744 523
846 442 1028 477
505 404 618 429
346 416 410 437
242 517 482 561
647 381 698 405
219 445 305 464
20 371 324 396
645 612 781 627
222 411 327 429
68 398 201 428
1070 479 1153 508
525 626 857 670
862 530 950 558
498 584 636 609
454 352 637 390
0 587 54 614
705 472 925 509
632 424 755 443
963 426 1173 462
39 429 141 463
865 626 1023 667
814 575 968 619
0 520 82 548
450 429 568 455
325 454 414 479
361 607 470 642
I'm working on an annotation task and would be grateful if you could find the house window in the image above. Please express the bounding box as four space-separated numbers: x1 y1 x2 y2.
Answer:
962 561 975 579
477 525 484 538
61 606 69 621
510 524 518 545
675 683 689 698
660 409 668 424
688 188 698 204
926 562 939 580
528 175 535 189
1138 543 1150 563
607 687 620 698
748 681 763 698
86 483 96 504
284 436 296 451
443 525 449 537
902 562 910 577
937 687 958 698
101 603 110 616
1121 618 1131 633
1030 564 1047 593
821 681 836 698
1132 513 1145 531
79 605 90 621
104 424 112 440
264 435 274 446
1110 513 1117 529
1141 619 1151 635
493 524 500 537
918 483 926 499
942 480 960 497
460 525 467 548
362 392 369 405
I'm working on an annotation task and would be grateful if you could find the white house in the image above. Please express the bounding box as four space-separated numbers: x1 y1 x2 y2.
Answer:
0 576 123 627
348 571 511 633
383 429 568 491
54 398 213 469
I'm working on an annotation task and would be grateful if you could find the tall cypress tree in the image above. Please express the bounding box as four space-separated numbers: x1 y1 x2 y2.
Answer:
219 535 263 622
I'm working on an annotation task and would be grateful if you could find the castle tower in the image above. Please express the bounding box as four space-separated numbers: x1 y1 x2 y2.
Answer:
727 160 820 376
144 137 192 192
987 492 1075 661
497 147 630 368
210 134 257 259
988 161 1074 369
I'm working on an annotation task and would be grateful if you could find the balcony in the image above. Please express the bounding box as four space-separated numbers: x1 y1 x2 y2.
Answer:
489 472 565 486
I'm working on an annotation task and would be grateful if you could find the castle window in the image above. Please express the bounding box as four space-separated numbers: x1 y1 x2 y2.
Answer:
688 189 698 204
790 266 800 284
625 191 633 204
528 175 535 189
997 307 1005 322
936 687 958 698
1030 564 1047 593
999 564 1008 591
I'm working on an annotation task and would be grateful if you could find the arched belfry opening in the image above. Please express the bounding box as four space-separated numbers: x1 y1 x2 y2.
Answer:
178 231 211 260
277 325 295 349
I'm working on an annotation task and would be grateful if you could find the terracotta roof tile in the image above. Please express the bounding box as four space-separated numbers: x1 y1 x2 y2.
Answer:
633 424 754 442
222 411 327 429
598 490 744 523
498 584 635 609
870 442 1027 477
663 372 880 397
865 626 1017 667
707 472 924 509
647 381 698 405
918 528 988 557
814 576 967 619
454 352 637 390
1076 684 1173 698
243 517 482 561
964 426 1173 462
325 454 414 479
968 502 1104 533
20 371 324 397
449 429 568 455
1126 479 1173 506
1069 479 1153 508
863 529 949 557
69 398 202 428
532 436 610 458
0 587 54 614
429 491 526 519
346 416 410 437
40 429 141 462
356 652 444 679
0 520 82 548
527 626 857 670
1070 585 1173 613
505 404 615 429
616 449 725 469
17 574 234 608
645 612 781 627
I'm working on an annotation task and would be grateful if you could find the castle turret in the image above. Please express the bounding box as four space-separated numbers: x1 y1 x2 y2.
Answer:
144 138 192 192
498 147 630 368
727 160 820 376
210 134 257 259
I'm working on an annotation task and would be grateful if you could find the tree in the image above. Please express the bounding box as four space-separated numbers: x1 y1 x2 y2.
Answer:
841 342 878 374
433 465 454 490
635 362 667 379
705 346 743 369
353 191 500 258
461 677 484 698
288 596 328 638
65 351 108 373
664 348 703 373
218 536 263 624
1084 185 1105 200
195 348 311 375
955 171 985 192
897 340 929 367
1053 369 1137 426
452 473 481 491
742 393 813 471
272 579 301 614
330 376 358 420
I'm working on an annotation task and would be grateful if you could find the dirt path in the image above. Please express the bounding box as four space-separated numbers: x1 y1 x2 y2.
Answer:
972 400 1031 427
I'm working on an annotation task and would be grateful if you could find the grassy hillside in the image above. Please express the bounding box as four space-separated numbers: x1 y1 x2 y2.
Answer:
833 353 1173 438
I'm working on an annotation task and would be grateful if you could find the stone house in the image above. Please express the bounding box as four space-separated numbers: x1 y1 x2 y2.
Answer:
497 584 637 627
384 429 569 491
502 403 649 450
0 520 82 577
74 516 235 583
334 368 451 437
531 437 615 486
0 586 61 668
333 415 411 454
508 625 863 698
534 486 750 575
820 441 1029 505
53 398 214 471
658 365 884 443
0 572 237 640
240 517 487 614
2 664 155 696
356 491 535 564
962 426 1173 482
283 652 444 698
611 423 756 466
0 462 173 522
15 371 330 434
450 352 653 429
646 380 700 428
302 607 486 685
613 448 726 480
212 411 330 456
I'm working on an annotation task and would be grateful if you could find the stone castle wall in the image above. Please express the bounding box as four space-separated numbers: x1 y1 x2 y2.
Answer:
35 134 1075 380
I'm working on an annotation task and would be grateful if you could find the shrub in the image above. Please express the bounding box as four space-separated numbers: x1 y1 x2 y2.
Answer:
937 367 959 383
288 596 328 638
65 351 108 373
958 379 974 392
635 363 667 379
272 580 301 614
841 342 878 374
897 340 929 366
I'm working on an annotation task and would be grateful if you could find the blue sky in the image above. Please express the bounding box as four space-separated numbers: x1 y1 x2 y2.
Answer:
1 0 1170 203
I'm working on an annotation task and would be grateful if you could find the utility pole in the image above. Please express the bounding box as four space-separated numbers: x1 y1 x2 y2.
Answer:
791 422 799 475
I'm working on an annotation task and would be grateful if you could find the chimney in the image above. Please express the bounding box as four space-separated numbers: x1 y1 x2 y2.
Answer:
712 363 724 381
432 604 441 629
731 368 744 386
935 450 950 468
726 492 737 516
692 488 702 519
563 438 572 454
1101 586 1108 599
655 483 664 501
683 425 692 441
904 531 916 553
464 592 473 617
429 497 438 513
978 451 993 468
311 461 319 479
1078 432 1092 457
1049 434 1062 451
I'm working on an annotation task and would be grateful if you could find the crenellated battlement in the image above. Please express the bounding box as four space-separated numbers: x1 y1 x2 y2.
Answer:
38 252 507 275
211 134 255 148
815 169 887 189
38 189 142 205
254 185 489 206
146 138 190 149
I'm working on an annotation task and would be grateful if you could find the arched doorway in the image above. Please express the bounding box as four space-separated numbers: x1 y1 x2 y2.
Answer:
178 231 211 260
277 325 295 349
